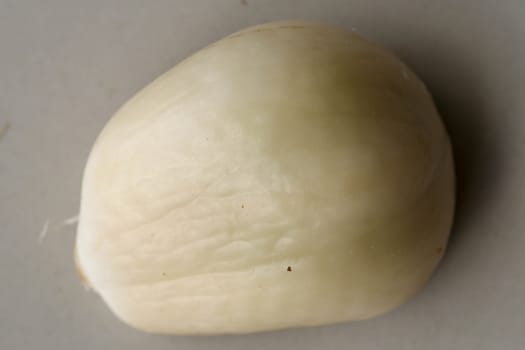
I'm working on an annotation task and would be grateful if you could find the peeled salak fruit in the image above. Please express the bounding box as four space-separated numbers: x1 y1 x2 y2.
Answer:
75 20 455 334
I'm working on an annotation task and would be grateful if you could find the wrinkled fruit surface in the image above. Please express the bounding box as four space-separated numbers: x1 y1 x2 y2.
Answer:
76 20 455 334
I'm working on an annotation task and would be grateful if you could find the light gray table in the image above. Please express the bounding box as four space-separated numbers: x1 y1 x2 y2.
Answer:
1 1 524 349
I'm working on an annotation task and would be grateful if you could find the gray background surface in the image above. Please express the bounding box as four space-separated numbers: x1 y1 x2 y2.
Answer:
1 1 524 349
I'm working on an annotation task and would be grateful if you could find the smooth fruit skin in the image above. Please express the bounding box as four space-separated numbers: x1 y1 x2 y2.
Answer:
76 20 455 334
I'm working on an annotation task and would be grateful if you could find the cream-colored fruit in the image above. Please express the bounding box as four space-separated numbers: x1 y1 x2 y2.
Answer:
76 20 455 334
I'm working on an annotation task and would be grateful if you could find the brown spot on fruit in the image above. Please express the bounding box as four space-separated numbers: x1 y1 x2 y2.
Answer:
287 266 292 272
74 247 91 289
